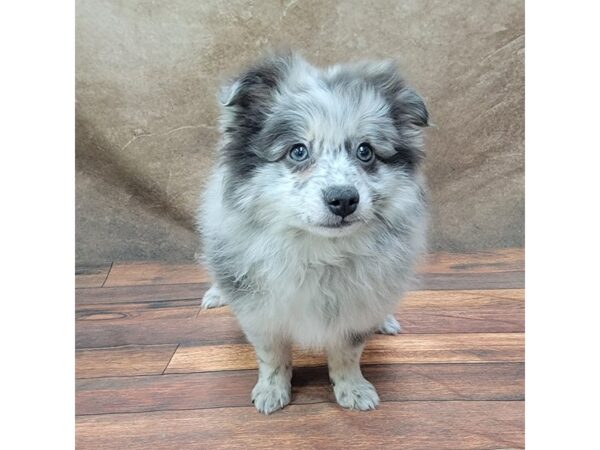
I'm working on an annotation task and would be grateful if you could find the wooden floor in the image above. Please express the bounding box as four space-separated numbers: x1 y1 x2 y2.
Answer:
75 248 524 449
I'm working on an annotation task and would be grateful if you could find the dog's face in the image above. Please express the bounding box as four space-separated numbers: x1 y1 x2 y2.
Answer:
218 53 428 237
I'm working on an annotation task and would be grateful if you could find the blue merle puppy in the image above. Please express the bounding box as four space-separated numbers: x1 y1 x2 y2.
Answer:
198 52 429 414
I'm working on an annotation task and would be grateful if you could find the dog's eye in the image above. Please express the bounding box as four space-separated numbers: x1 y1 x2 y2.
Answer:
289 144 309 162
356 143 374 163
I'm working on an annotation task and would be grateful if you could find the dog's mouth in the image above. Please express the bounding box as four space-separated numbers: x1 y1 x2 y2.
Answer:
304 218 362 237
318 219 358 229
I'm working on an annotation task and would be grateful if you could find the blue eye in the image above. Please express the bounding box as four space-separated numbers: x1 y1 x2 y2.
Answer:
289 144 309 161
356 143 374 162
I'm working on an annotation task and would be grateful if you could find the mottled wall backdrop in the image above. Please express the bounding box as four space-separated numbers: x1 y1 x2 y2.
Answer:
76 0 524 264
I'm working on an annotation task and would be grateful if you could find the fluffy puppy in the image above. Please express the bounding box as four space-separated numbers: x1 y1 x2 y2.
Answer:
198 52 428 414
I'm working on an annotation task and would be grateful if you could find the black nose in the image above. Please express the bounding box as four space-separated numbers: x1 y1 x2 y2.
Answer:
323 186 360 218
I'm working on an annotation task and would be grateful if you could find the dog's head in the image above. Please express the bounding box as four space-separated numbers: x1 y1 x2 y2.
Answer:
218 52 428 237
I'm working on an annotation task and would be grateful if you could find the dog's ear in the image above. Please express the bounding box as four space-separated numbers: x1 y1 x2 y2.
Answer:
348 60 429 169
219 64 280 109
357 60 429 128
218 51 299 109
217 51 303 145
394 86 429 128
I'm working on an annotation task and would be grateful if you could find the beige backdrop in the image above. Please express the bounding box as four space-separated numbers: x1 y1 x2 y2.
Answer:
76 0 524 265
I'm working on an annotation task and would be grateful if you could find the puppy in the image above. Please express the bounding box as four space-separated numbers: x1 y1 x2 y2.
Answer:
198 52 428 414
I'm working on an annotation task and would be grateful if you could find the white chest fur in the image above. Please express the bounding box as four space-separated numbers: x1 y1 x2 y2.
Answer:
199 168 425 348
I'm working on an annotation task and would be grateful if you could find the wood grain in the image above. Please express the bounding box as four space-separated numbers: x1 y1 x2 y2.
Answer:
75 263 112 288
75 290 523 348
165 333 524 374
76 344 177 379
76 314 245 349
76 298 202 321
75 283 207 306
76 362 524 415
76 401 524 450
103 261 210 287
419 271 524 290
418 248 524 274
402 289 523 307
397 288 524 333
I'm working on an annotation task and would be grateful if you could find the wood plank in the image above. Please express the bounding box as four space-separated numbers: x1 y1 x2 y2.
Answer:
104 261 210 287
76 362 524 415
75 263 112 288
418 248 524 274
76 344 177 379
165 333 524 374
77 288 522 314
76 290 523 348
95 248 524 288
76 315 245 349
398 288 524 332
76 299 202 321
402 289 523 307
419 271 524 290
83 270 525 294
76 401 524 450
76 283 207 306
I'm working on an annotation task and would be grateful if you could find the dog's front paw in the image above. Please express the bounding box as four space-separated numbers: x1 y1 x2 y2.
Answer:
333 378 380 410
251 381 291 414
201 285 228 309
377 314 402 335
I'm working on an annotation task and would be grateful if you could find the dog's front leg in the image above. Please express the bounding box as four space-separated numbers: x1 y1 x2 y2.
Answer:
250 337 292 414
327 338 380 410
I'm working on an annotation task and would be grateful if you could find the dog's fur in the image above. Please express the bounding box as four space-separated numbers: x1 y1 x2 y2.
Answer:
198 52 428 414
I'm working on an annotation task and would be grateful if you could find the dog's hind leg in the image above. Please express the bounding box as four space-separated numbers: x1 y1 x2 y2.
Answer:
377 314 402 335
201 284 229 309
